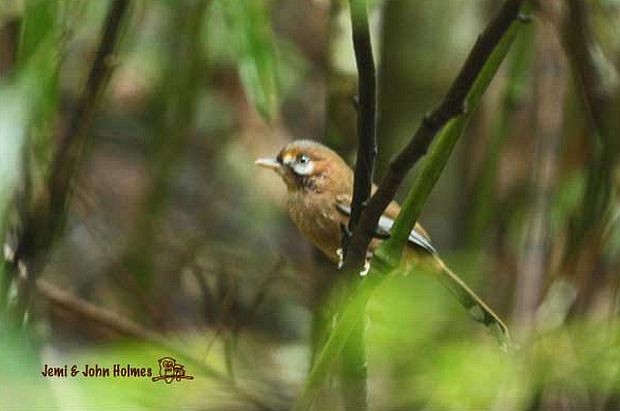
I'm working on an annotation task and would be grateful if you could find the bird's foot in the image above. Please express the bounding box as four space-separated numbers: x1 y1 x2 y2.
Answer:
359 251 373 276
336 248 344 269
336 248 373 275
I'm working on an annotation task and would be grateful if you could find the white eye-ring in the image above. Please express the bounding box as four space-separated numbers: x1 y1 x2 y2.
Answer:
292 154 314 175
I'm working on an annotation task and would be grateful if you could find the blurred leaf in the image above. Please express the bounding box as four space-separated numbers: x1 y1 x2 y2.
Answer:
15 0 62 197
16 0 57 66
0 85 28 231
0 0 63 241
370 317 620 409
17 0 60 119
414 341 513 409
0 37 57 235
217 0 279 121
0 331 56 409
0 337 230 410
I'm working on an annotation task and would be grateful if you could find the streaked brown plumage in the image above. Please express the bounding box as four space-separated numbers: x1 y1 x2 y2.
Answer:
256 140 510 343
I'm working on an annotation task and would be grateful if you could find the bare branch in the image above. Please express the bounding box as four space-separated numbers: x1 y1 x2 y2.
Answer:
345 0 377 250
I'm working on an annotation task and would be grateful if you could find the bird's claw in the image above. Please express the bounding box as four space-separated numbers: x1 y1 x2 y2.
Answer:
359 251 373 277
360 259 370 277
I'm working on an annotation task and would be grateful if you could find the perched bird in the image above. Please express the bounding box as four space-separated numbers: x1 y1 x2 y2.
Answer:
256 139 509 343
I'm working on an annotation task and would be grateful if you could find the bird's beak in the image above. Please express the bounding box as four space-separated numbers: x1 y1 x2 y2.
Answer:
255 157 282 172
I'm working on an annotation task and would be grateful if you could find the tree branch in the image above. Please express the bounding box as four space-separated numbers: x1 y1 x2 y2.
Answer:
345 0 377 246
342 0 526 272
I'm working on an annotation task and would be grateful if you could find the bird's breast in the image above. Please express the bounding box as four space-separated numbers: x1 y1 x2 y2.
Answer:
287 191 343 263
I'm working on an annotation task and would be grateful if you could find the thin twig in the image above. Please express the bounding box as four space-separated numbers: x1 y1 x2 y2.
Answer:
342 0 526 273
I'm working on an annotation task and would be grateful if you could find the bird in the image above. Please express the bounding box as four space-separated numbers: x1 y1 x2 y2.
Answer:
256 139 510 344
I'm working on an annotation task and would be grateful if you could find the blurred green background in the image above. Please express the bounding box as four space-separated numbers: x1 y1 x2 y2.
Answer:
1 0 619 409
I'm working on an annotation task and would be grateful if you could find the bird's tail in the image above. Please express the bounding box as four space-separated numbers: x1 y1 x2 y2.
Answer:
424 255 512 349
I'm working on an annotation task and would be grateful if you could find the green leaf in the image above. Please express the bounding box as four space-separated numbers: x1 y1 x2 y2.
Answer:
17 0 58 67
16 0 62 179
16 0 61 121
0 86 28 229
217 0 279 121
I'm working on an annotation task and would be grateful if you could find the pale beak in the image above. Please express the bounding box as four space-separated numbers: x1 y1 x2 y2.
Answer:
255 157 282 171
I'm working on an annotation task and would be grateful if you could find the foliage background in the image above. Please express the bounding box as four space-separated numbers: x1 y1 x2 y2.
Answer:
0 0 619 409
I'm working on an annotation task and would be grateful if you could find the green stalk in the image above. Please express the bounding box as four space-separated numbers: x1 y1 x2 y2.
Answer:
293 271 383 411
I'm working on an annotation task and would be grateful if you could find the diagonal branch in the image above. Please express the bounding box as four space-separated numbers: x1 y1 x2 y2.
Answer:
342 0 526 273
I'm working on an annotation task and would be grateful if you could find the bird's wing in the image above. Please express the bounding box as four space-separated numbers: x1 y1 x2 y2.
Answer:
334 200 436 255
334 196 511 345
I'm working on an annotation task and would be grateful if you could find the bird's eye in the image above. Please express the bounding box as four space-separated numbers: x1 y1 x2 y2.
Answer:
291 153 314 176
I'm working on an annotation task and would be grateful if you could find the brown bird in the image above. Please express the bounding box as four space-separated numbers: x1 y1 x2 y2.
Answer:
256 139 509 343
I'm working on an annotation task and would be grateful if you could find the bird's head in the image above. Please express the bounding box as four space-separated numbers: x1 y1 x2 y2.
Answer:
255 140 352 194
